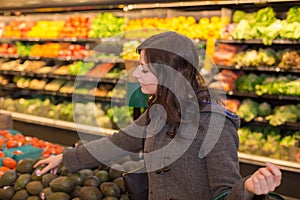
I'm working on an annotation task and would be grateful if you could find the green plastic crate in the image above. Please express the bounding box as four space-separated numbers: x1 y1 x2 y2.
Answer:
4 144 42 162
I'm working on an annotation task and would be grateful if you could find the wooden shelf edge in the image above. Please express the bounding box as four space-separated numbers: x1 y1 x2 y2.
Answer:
238 152 300 173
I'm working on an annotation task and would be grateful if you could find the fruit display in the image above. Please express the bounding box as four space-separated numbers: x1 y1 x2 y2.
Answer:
30 43 65 58
0 152 144 200
26 20 65 39
69 61 95 75
0 75 9 85
58 44 90 59
44 79 66 91
59 81 74 94
238 126 300 162
1 20 36 38
0 129 64 163
120 40 141 61
85 62 115 78
58 16 90 38
0 43 17 55
235 73 300 96
0 97 115 128
227 6 300 45
88 12 126 38
125 16 228 39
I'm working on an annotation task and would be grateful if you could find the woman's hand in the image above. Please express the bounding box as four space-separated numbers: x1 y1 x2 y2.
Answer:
245 162 282 195
33 154 63 176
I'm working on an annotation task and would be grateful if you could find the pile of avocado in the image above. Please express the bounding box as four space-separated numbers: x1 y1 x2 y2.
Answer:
0 156 144 200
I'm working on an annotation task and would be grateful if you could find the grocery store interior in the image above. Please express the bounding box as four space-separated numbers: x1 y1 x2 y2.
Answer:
0 0 300 199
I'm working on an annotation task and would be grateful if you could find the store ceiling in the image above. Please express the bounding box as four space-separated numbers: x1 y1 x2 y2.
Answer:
0 0 296 13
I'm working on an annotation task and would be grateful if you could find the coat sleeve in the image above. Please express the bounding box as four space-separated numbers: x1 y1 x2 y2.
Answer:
63 111 148 173
204 113 251 200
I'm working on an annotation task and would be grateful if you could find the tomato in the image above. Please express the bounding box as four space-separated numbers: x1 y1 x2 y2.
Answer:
2 157 17 169
13 150 23 155
6 140 19 148
0 151 4 158
0 166 10 176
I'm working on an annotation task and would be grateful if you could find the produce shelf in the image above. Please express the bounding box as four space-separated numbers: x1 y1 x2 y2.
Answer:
217 65 300 74
226 90 300 101
217 39 300 45
0 70 122 84
241 117 300 131
0 110 115 137
0 37 101 43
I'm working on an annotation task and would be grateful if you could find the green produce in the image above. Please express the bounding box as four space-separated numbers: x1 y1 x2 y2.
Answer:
95 170 111 183
266 105 298 126
0 186 15 200
80 186 102 200
254 7 277 26
108 163 125 180
236 98 259 122
12 189 29 200
42 173 58 187
83 175 100 187
25 181 44 196
88 12 126 38
70 186 81 198
39 187 53 199
49 176 75 193
278 21 300 40
16 158 35 174
14 174 31 191
0 170 17 187
70 172 86 186
287 6 300 23
113 177 126 194
46 192 70 200
258 102 272 117
120 194 130 200
100 182 120 197
26 196 40 200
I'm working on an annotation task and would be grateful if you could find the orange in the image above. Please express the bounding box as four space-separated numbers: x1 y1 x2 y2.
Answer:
2 157 17 169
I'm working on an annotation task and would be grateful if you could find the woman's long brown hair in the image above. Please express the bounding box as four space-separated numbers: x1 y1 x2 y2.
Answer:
142 48 222 137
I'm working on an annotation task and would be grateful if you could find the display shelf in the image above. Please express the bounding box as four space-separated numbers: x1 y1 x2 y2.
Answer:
0 37 101 44
241 117 300 131
217 39 300 45
217 65 300 74
226 90 300 101
0 110 115 137
0 69 122 84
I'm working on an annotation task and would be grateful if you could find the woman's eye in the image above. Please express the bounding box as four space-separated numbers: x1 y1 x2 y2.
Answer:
141 69 149 73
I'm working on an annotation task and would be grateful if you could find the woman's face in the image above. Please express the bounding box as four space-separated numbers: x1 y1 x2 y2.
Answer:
133 49 158 95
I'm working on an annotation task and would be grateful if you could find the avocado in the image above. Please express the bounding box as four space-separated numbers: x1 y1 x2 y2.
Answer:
70 172 86 186
95 170 110 183
27 196 40 200
16 158 35 174
0 170 18 187
57 165 69 176
120 194 130 200
26 180 44 196
121 161 140 172
113 177 126 193
80 186 102 200
31 166 44 181
42 173 58 187
108 164 125 180
79 169 93 177
0 185 15 200
46 192 70 200
39 187 53 199
100 182 120 197
103 197 118 200
49 176 75 193
14 173 31 191
115 155 132 164
83 175 100 187
11 189 29 200
70 185 81 198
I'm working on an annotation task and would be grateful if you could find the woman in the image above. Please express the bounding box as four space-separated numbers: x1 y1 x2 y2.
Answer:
34 31 281 199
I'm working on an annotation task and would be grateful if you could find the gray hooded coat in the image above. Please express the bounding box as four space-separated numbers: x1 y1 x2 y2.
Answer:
62 104 261 200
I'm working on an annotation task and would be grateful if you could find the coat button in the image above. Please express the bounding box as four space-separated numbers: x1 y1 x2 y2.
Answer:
155 166 170 174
